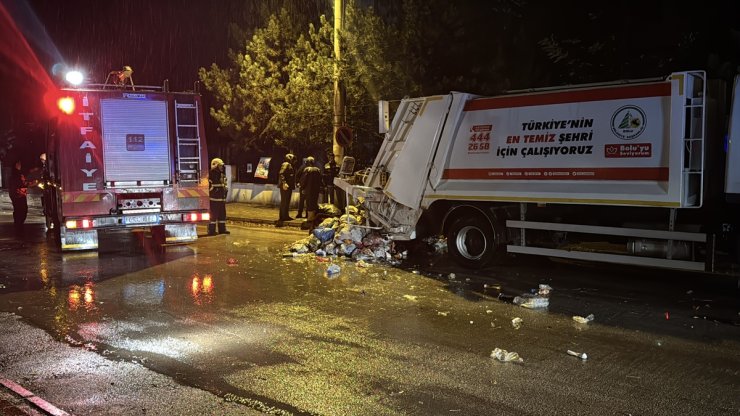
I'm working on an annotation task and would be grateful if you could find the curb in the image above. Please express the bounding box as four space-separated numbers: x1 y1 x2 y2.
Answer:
0 378 71 416
227 217 304 229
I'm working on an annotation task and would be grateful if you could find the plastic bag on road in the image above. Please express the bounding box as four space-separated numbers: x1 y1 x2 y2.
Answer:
491 348 524 363
313 227 335 243
511 283 553 309
513 295 549 309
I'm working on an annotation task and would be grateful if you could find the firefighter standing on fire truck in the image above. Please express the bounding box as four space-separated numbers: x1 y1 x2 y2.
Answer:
208 158 230 235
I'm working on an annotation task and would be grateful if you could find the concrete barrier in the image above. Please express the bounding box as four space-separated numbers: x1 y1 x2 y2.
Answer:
227 182 300 207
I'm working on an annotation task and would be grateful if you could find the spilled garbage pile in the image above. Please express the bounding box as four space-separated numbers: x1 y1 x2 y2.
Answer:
283 204 408 267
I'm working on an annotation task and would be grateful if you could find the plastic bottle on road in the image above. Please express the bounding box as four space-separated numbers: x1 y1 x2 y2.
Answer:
513 296 549 309
325 264 341 277
567 350 588 360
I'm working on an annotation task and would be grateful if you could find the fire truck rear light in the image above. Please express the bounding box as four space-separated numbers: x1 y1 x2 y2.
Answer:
183 212 207 222
66 219 93 229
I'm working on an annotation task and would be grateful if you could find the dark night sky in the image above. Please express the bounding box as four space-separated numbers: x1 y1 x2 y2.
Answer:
2 0 739 131
1 1 246 126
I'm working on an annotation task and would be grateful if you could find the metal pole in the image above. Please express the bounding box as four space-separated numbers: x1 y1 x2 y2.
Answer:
332 0 345 166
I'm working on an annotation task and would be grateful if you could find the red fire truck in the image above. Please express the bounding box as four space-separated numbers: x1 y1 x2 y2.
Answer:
43 80 211 250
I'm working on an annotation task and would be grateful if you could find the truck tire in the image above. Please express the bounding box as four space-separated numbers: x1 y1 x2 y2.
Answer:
447 215 496 269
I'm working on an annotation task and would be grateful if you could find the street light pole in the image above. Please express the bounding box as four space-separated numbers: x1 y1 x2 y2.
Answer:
332 0 345 166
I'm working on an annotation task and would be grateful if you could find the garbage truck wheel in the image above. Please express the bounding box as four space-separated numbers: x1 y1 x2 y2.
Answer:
447 215 496 269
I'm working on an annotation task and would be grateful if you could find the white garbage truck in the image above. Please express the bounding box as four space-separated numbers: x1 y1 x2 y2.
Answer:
336 70 740 274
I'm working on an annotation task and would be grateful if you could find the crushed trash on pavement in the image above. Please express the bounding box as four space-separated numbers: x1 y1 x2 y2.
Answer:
567 350 588 360
491 348 524 363
511 284 553 309
572 314 595 324
511 317 523 329
403 294 418 302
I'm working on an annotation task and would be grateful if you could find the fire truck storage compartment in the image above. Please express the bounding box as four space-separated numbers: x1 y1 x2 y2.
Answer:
100 98 171 185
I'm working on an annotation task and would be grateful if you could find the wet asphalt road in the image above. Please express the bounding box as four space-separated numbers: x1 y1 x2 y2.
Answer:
0 205 739 416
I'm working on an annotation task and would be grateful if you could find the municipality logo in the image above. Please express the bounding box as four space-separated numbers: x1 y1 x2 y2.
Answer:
610 105 646 140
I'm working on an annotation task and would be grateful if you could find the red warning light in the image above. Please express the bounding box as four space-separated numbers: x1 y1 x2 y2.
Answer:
57 96 75 114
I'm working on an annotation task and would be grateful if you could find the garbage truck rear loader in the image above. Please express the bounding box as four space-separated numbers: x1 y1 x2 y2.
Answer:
336 71 740 274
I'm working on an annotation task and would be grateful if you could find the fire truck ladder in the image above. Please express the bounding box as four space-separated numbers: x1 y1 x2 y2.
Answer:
175 100 202 183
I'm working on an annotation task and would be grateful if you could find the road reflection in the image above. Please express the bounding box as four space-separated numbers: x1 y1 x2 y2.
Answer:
190 273 214 305
67 282 96 312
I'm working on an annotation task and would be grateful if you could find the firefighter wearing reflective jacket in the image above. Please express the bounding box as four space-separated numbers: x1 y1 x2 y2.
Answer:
208 158 230 235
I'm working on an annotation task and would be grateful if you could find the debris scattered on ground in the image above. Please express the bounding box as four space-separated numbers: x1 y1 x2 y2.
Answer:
437 311 449 316
226 258 238 266
511 317 523 329
567 350 588 360
572 314 595 324
422 236 447 254
356 260 371 268
403 294 418 302
511 284 553 309
491 348 524 363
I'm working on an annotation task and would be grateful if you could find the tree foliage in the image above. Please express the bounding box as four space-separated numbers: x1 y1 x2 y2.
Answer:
199 2 418 157
199 10 298 150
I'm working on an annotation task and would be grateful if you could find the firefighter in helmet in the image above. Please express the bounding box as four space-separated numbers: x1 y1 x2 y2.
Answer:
208 158 229 235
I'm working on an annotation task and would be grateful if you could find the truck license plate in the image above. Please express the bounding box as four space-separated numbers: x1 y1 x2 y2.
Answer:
123 214 159 225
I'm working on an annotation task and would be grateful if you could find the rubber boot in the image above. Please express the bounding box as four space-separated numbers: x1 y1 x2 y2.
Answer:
218 221 230 234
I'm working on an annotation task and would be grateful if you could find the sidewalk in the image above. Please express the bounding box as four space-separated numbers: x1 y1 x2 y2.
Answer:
225 202 304 229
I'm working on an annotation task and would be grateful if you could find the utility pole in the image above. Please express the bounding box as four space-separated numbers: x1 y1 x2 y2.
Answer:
332 0 345 165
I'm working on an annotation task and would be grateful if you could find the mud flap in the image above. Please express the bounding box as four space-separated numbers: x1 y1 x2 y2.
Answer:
156 223 198 244
61 228 99 251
